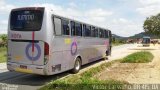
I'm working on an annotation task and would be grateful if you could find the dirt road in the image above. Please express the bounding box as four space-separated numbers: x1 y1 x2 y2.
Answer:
97 44 160 84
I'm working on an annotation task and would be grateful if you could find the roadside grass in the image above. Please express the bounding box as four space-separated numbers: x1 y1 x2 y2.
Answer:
40 60 128 90
0 47 7 63
121 51 154 63
40 51 154 90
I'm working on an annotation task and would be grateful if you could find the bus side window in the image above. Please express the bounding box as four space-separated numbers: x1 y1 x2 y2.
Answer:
102 29 105 38
99 29 103 38
83 24 86 37
71 21 75 36
109 31 112 43
91 27 96 37
54 17 62 35
95 28 98 37
75 22 82 36
104 30 106 38
62 19 70 35
104 30 109 38
85 25 91 37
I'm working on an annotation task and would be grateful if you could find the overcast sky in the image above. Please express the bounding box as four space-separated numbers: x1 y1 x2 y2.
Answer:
0 0 160 37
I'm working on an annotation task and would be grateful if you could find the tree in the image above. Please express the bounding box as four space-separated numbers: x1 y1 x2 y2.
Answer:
143 13 160 36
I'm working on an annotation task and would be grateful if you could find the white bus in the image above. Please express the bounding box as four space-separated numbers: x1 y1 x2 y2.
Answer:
7 7 112 75
142 36 150 46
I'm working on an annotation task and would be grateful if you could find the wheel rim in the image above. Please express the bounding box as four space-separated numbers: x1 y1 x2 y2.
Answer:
75 60 80 70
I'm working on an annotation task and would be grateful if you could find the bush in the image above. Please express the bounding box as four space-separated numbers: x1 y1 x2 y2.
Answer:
121 51 154 63
0 34 7 47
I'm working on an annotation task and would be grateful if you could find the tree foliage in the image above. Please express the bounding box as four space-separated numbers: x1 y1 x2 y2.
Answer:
143 13 160 35
1 34 7 42
0 34 7 47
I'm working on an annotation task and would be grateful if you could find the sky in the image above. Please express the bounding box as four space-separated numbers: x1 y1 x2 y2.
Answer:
1 0 160 37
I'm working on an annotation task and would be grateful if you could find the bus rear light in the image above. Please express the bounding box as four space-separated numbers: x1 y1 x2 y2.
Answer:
44 42 49 55
44 42 49 65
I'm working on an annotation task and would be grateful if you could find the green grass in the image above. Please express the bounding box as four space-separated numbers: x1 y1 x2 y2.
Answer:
40 51 154 90
121 51 154 63
0 47 7 63
40 60 127 90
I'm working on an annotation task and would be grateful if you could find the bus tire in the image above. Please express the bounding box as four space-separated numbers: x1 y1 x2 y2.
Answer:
106 46 112 56
71 57 81 74
109 46 112 56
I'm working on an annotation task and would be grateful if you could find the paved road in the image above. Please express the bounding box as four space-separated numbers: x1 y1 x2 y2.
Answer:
0 44 137 90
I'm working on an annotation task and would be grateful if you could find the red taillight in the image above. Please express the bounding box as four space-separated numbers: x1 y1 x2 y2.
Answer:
44 42 49 65
44 42 49 55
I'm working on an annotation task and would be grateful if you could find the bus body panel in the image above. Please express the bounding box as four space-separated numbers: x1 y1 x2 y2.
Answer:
7 62 45 75
8 40 44 65
47 37 109 75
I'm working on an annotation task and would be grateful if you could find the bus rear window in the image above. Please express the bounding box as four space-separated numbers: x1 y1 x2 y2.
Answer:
10 8 44 31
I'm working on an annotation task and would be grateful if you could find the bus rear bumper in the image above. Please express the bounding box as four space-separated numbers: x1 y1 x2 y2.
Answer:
7 62 48 75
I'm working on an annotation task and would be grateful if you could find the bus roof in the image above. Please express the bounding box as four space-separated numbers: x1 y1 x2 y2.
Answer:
143 36 150 38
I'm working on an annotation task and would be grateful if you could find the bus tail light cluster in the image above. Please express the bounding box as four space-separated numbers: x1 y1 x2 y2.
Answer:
44 42 49 65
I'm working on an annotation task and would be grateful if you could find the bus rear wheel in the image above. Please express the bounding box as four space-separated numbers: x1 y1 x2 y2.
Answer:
106 46 112 56
71 57 81 74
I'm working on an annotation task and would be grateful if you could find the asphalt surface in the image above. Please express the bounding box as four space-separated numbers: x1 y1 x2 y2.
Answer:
0 44 136 90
